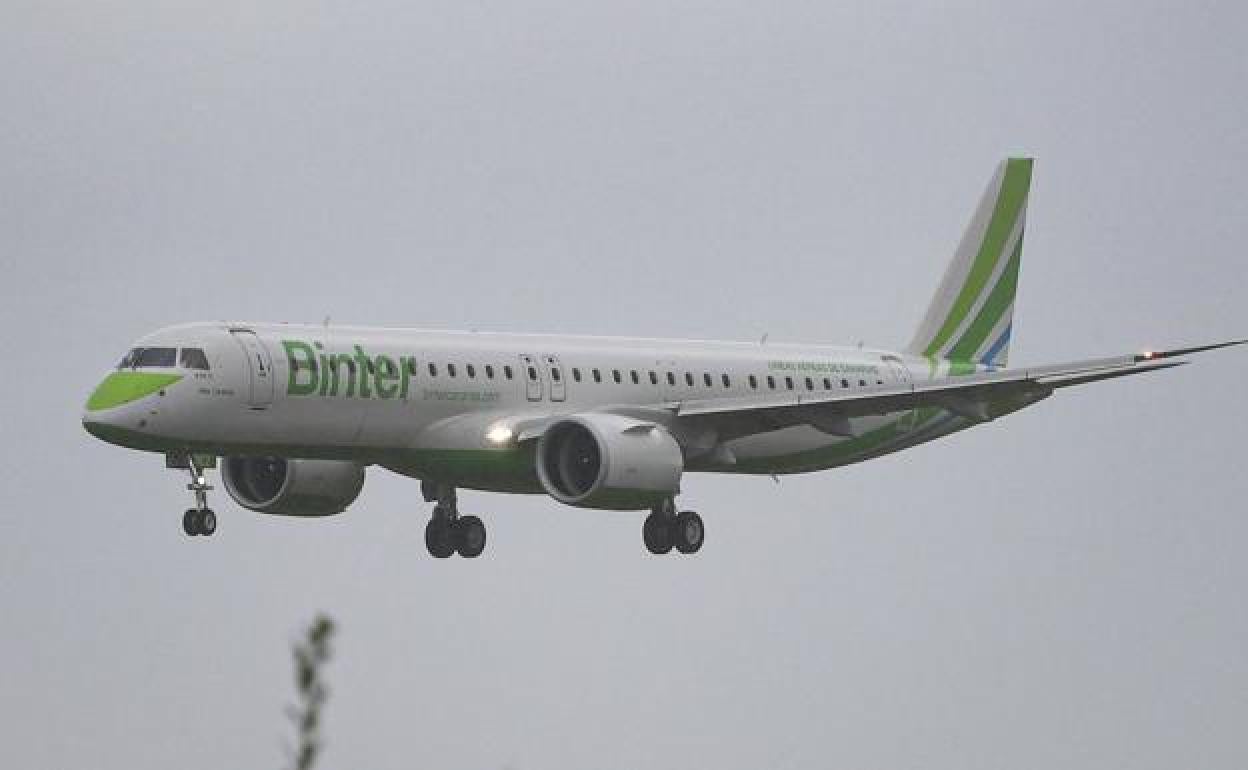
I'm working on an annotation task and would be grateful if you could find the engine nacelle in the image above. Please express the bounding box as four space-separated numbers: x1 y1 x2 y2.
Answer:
222 457 365 516
536 415 683 510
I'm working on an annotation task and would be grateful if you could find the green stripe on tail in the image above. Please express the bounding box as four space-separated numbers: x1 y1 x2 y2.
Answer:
906 157 1032 369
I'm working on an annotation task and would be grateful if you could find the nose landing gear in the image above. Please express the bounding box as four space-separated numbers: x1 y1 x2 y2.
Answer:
422 482 487 559
183 507 217 536
169 452 217 537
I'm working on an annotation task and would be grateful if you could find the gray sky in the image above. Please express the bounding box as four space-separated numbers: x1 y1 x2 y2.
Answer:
2 1 1246 768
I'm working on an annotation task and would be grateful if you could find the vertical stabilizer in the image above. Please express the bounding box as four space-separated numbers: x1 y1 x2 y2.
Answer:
906 158 1032 367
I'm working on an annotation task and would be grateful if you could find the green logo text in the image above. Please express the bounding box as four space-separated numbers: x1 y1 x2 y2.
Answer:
282 340 416 400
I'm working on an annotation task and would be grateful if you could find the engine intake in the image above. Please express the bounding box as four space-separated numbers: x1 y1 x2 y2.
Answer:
222 457 365 516
536 415 683 510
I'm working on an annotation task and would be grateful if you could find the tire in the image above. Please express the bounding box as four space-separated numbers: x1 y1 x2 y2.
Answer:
455 516 487 558
673 511 704 554
183 509 199 536
198 509 217 536
425 518 456 559
642 513 673 555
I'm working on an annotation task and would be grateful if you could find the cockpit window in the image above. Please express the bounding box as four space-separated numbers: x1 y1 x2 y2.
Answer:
136 347 177 367
117 347 177 369
179 347 211 370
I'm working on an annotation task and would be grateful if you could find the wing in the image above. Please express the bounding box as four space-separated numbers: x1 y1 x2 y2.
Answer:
672 340 1247 443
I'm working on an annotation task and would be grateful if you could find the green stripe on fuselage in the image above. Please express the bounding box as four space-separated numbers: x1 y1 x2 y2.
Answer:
86 372 182 411
733 407 945 474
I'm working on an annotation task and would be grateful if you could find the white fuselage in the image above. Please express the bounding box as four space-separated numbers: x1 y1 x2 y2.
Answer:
84 321 1003 494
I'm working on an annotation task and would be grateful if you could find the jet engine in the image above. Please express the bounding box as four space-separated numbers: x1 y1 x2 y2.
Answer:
222 457 365 516
535 414 683 510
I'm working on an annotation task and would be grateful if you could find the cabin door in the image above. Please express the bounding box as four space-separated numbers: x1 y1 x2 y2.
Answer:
519 354 543 402
543 355 566 402
230 329 275 409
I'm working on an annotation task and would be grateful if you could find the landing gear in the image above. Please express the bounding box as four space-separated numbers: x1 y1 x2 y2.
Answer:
643 511 673 554
423 485 488 559
456 516 487 558
643 500 703 556
183 507 217 536
425 514 456 559
170 452 217 537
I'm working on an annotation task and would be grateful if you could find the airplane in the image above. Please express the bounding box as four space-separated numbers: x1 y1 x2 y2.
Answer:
82 158 1244 558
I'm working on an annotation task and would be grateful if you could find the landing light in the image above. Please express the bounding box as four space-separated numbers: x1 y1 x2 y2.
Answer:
486 424 514 446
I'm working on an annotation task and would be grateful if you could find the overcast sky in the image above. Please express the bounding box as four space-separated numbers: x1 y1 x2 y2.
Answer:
2 1 1246 768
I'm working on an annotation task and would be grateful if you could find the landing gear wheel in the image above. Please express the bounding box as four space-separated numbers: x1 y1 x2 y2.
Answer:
425 518 456 559
673 511 704 554
183 509 199 537
643 513 673 555
198 509 217 537
455 516 487 558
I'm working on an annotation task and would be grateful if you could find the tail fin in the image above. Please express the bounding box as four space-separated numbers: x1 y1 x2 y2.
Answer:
906 157 1033 368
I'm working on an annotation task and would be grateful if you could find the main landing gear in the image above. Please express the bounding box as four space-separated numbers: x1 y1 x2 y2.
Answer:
643 499 704 556
172 453 217 537
421 482 487 559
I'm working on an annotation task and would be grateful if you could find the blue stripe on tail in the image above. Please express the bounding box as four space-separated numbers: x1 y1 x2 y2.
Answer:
981 323 1012 367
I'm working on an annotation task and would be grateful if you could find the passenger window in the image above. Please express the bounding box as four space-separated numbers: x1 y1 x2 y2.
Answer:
823 377 831 390
685 372 694 387
428 362 438 377
179 348 211 371
785 376 794 390
485 364 494 379
527 366 538 381
805 377 814 390
551 368 561 382
630 370 640 385
767 376 776 389
703 373 712 387
466 364 476 378
841 378 849 388
858 379 866 387
592 368 602 383
572 368 582 382
613 369 621 384
649 371 658 385
722 374 731 388
666 372 676 386
504 365 514 380
447 363 457 377
748 374 758 389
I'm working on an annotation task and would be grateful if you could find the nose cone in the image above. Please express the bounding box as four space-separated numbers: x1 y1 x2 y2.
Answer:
81 411 115 442
83 371 181 447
